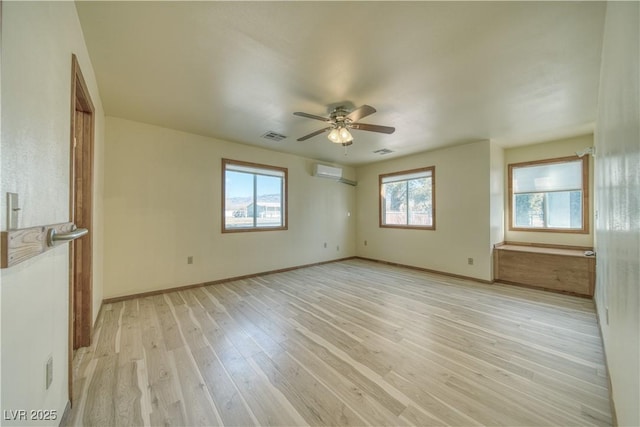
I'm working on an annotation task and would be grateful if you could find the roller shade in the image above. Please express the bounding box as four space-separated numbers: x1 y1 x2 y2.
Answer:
226 163 285 178
382 169 431 184
513 160 582 193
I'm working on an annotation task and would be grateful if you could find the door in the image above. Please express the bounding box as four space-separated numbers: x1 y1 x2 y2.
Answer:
69 54 94 403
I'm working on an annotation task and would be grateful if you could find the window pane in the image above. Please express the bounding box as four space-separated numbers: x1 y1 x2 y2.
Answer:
380 167 435 229
225 171 254 229
547 191 582 228
408 177 432 226
510 156 587 232
383 181 407 225
514 193 545 228
223 160 287 231
514 191 583 229
256 174 283 228
513 160 582 193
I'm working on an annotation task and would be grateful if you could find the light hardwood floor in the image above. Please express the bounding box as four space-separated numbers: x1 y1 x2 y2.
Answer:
65 259 612 426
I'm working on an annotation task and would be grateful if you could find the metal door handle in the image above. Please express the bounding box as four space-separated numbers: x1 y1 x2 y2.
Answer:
47 226 88 247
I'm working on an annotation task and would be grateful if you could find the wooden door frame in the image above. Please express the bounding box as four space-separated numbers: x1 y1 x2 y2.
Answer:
68 54 95 404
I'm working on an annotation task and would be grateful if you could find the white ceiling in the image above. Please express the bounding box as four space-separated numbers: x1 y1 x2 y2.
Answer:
75 1 606 166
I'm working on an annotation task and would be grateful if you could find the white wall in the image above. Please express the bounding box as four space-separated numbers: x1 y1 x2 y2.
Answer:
489 141 505 275
0 2 104 424
594 2 639 426
103 117 356 299
355 140 494 281
503 134 595 247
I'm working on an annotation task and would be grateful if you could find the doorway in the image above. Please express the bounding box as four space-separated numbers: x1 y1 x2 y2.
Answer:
69 54 94 403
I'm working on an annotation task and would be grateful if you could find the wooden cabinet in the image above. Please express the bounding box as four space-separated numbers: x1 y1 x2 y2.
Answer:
493 243 595 297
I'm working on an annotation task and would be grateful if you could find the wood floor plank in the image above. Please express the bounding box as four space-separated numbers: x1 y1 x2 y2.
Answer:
152 295 184 351
139 297 186 425
82 354 118 427
171 346 221 426
399 404 450 427
221 349 306 426
191 345 257 426
252 350 367 426
204 287 276 358
396 328 609 425
115 360 144 426
172 293 209 351
282 335 407 426
118 300 143 365
94 302 123 358
149 400 185 427
67 259 612 427
289 325 411 413
383 369 481 426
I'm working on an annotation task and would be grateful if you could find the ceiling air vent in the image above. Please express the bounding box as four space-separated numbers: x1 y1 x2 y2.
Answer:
373 148 393 155
261 131 287 142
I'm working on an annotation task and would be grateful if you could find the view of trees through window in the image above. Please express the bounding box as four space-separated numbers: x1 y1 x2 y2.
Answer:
380 167 434 229
514 191 583 229
510 157 586 232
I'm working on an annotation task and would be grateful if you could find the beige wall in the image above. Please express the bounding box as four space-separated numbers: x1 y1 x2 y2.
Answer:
489 141 505 276
0 2 105 422
103 117 356 299
504 134 595 247
355 140 495 281
594 2 639 425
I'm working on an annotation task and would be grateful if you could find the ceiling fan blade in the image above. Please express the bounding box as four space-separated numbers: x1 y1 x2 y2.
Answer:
350 123 396 134
346 105 376 122
293 111 330 122
297 127 332 141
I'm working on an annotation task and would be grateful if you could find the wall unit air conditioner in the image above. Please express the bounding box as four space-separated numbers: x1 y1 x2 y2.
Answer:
313 164 343 180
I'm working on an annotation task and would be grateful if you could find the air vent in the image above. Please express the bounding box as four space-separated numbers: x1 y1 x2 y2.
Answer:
261 131 287 142
373 148 393 155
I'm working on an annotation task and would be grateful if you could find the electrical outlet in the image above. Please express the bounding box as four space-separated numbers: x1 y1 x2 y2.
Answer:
467 258 474 265
7 192 19 230
46 356 53 390
187 256 193 264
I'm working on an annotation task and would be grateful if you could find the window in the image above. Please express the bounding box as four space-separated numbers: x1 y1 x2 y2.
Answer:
380 167 435 229
222 159 287 232
509 156 588 233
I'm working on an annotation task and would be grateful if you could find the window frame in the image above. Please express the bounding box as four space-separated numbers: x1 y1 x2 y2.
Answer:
379 166 436 230
222 158 288 233
508 155 589 234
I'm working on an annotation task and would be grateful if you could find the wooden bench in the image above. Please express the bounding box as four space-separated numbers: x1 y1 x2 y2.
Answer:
493 242 595 297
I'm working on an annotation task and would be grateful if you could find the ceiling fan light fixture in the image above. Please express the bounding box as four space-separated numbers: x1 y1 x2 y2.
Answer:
328 128 341 143
339 127 353 142
328 126 353 144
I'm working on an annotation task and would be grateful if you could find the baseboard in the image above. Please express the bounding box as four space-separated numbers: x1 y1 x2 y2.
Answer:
593 299 619 426
93 301 104 330
353 256 493 284
102 256 357 304
58 400 71 427
493 278 593 299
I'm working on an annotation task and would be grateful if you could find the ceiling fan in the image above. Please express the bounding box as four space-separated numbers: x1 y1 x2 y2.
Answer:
293 105 395 146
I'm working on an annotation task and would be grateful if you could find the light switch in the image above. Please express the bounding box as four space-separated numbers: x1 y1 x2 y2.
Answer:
7 193 19 229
